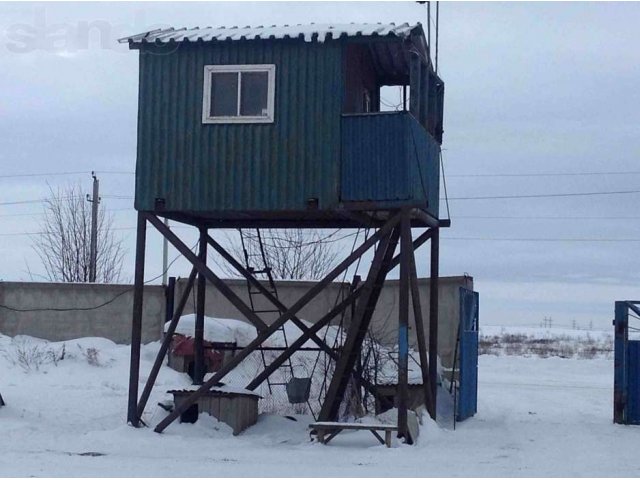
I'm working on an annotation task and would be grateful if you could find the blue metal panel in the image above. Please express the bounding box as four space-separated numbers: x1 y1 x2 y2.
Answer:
407 115 440 218
341 112 440 218
341 113 410 202
614 301 628 423
458 331 478 421
626 341 640 424
457 287 479 421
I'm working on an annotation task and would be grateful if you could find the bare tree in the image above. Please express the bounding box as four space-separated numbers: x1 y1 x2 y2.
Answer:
219 229 341 281
32 183 126 283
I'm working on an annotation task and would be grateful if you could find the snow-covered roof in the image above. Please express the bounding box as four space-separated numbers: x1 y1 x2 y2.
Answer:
169 385 261 398
119 22 421 45
167 315 257 347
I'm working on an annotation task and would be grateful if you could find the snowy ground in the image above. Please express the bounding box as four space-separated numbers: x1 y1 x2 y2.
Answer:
1 330 639 477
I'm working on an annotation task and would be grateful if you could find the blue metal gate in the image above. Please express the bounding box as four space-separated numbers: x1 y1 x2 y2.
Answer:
457 287 479 421
614 301 640 424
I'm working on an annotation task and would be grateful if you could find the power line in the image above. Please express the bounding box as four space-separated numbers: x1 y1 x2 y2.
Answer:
0 240 196 313
448 171 640 178
0 170 134 179
453 215 640 220
0 195 133 206
0 225 192 237
444 236 640 243
0 207 134 218
445 189 640 201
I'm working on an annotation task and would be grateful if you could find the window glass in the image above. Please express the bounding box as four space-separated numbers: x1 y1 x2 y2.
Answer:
240 71 269 116
210 72 238 117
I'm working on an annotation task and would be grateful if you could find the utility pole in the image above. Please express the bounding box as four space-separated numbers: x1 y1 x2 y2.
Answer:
87 172 100 283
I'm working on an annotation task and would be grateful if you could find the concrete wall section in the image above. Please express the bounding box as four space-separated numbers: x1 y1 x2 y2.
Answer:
0 282 165 344
0 276 474 369
175 275 473 369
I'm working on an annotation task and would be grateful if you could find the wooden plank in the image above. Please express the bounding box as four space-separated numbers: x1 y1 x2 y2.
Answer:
310 422 397 431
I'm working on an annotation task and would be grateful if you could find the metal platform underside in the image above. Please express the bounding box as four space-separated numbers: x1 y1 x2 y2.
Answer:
147 207 448 230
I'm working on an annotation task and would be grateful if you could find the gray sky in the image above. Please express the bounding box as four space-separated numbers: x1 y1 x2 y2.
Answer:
1 2 639 330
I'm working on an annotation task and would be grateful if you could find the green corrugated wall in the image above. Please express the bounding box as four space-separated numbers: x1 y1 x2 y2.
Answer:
135 40 343 213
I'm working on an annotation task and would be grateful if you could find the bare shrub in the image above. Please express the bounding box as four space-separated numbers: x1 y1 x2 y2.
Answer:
32 183 126 283
1 338 66 372
479 330 613 359
215 229 340 281
77 345 102 366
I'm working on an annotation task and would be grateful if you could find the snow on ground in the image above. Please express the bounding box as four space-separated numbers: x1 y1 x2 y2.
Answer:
1 330 639 477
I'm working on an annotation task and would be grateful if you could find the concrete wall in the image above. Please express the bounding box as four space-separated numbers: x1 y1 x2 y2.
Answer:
0 281 165 344
0 275 474 368
172 275 473 369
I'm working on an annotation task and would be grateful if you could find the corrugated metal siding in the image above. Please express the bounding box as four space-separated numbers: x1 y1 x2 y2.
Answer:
341 113 409 202
341 112 440 218
407 114 440 218
121 23 420 45
135 41 343 213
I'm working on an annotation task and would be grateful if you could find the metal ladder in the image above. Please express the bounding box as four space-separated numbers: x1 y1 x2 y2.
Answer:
239 229 295 394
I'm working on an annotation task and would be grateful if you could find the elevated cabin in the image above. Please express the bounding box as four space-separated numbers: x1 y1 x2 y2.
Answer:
121 23 444 228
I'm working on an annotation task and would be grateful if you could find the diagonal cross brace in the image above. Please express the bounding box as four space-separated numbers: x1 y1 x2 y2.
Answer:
206 234 336 360
135 267 198 420
145 213 268 332
246 283 364 390
153 212 402 433
404 224 435 418
319 226 401 421
245 227 429 406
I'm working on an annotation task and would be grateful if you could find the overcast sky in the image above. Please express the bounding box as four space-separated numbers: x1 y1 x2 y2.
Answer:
1 1 639 330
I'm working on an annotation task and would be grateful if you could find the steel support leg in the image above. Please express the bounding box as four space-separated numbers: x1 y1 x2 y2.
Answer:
193 227 207 385
406 228 435 418
397 212 410 440
136 268 197 419
318 225 400 422
429 227 440 419
127 212 147 427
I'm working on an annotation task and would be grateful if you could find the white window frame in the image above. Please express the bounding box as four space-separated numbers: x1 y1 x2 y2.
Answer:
202 64 276 124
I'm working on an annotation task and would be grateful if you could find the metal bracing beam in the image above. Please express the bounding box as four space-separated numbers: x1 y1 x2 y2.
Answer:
193 228 207 385
626 301 640 318
246 286 363 390
144 213 268 332
135 268 197 420
153 213 402 433
397 212 410 440
206 234 336 359
244 281 392 410
429 227 440 418
319 226 401 422
406 227 435 419
127 212 147 427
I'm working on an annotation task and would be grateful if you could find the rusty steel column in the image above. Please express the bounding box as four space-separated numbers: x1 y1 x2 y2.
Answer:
127 212 147 426
428 227 440 419
397 211 410 440
193 226 208 385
